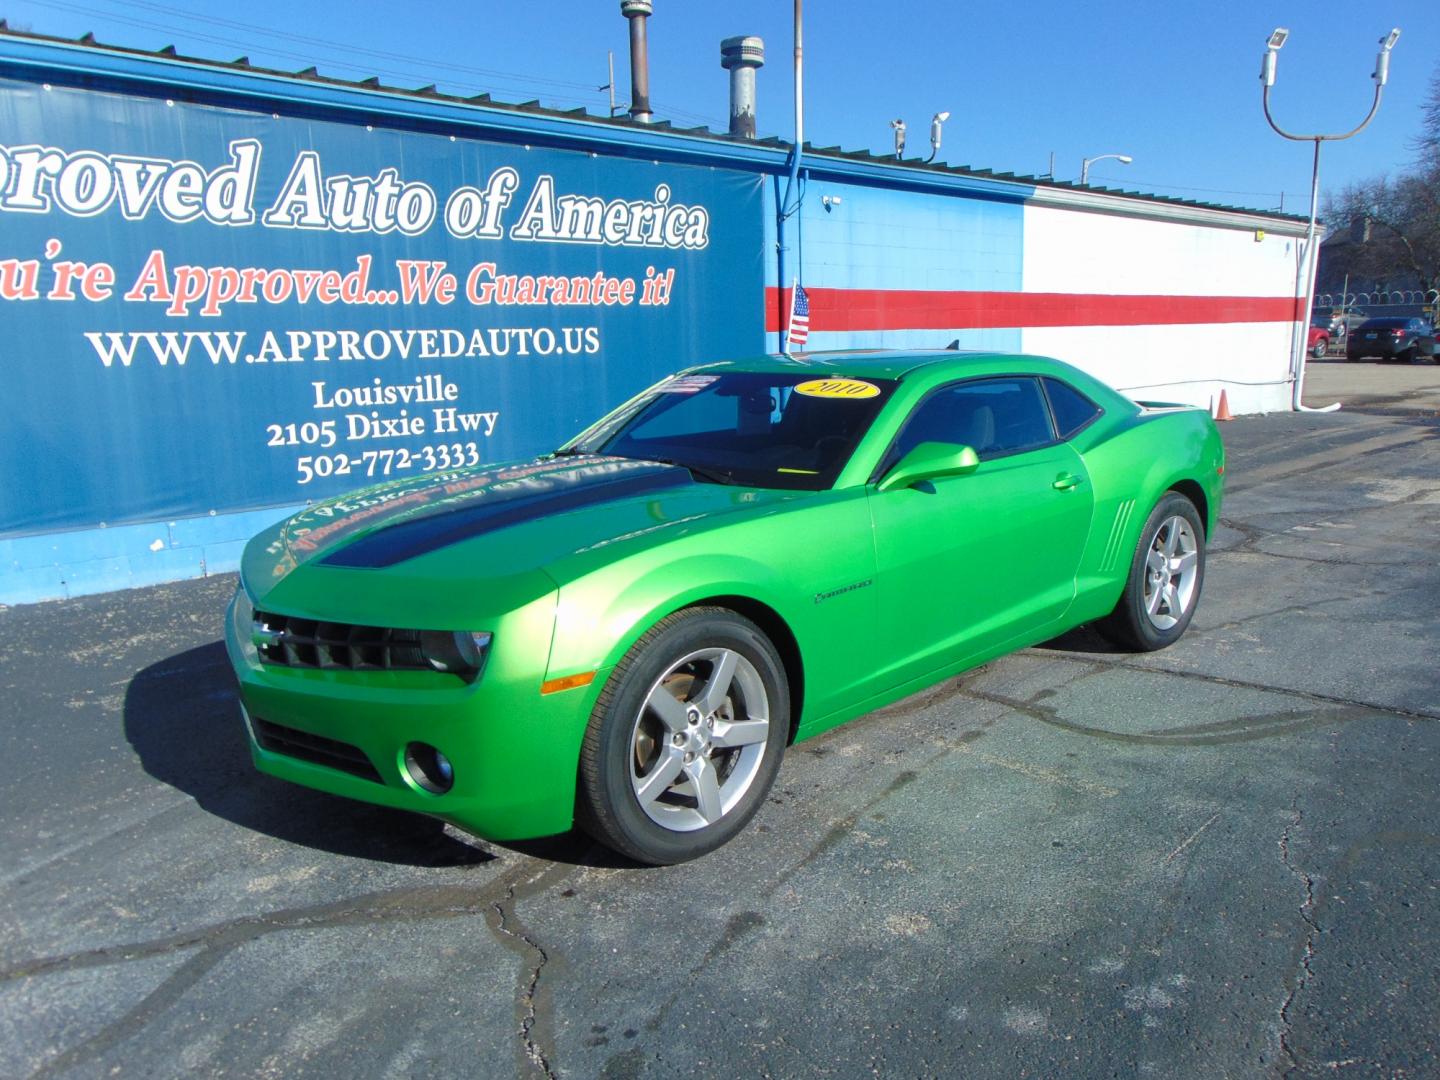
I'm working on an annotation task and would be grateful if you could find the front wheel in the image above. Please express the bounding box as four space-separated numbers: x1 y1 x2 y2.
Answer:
576 608 789 864
1310 341 1327 359
1098 492 1206 651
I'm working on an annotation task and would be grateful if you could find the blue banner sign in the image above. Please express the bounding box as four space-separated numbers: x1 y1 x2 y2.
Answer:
0 77 765 536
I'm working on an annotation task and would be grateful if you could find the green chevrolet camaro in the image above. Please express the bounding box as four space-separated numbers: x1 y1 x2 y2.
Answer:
226 351 1224 864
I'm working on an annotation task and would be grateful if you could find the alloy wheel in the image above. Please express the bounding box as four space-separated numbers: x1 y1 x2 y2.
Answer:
1143 516 1199 631
628 647 770 832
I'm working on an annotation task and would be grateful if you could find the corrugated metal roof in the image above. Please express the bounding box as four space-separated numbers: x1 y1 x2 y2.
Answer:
0 21 1307 224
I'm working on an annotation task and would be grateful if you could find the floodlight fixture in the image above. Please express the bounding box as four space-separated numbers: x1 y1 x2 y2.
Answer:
926 111 950 162
1374 28 1400 85
1261 28 1289 86
890 118 906 158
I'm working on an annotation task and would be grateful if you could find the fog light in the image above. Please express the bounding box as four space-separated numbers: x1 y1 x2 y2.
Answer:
404 742 454 794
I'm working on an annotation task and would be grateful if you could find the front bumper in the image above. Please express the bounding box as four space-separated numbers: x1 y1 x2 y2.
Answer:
224 588 604 842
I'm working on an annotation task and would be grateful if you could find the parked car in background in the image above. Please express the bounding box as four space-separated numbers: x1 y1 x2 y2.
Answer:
1307 322 1331 359
1345 318 1437 363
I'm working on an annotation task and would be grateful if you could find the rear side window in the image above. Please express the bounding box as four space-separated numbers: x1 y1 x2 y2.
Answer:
1043 378 1103 439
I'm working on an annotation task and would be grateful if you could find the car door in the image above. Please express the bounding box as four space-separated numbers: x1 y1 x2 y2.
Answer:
866 376 1095 689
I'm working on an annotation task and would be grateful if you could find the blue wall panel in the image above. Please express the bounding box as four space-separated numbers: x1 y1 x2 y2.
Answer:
765 176 1026 354
0 75 765 541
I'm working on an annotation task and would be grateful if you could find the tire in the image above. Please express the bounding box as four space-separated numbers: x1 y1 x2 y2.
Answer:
1402 346 1418 364
1097 492 1206 652
576 607 789 865
1310 341 1326 360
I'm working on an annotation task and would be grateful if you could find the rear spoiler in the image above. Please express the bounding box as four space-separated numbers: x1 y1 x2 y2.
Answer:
1134 400 1199 412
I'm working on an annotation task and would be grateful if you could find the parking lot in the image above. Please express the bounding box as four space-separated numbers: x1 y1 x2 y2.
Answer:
3 361 1438 1079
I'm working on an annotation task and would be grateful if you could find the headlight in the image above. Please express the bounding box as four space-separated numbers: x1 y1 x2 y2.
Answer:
420 630 493 682
230 583 258 665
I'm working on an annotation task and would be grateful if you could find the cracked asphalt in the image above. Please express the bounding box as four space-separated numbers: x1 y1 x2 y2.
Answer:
3 369 1438 1079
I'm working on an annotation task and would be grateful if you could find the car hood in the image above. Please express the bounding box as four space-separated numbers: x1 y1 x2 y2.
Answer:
242 455 803 620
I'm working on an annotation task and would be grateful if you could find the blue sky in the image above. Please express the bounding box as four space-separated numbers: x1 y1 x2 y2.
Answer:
3 0 1436 215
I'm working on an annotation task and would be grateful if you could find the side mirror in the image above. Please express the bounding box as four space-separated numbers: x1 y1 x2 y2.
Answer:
877 441 980 492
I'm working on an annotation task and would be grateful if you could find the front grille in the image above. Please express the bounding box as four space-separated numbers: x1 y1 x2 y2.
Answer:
251 717 383 783
254 611 426 671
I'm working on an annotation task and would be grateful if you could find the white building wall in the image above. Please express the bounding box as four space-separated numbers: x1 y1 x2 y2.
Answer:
1021 201 1306 415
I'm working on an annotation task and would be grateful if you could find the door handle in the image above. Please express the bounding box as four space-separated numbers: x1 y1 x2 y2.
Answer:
1052 473 1083 491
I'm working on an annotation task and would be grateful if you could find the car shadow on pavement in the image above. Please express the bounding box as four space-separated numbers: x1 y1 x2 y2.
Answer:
124 641 495 868
1035 623 1127 654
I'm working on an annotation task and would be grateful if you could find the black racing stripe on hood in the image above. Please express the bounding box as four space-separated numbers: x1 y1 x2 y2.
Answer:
319 465 694 569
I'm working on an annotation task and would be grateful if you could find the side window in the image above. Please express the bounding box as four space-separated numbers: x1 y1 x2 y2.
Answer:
887 377 1056 467
1042 377 1103 439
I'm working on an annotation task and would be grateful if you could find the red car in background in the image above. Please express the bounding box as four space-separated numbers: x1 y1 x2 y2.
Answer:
1307 322 1331 359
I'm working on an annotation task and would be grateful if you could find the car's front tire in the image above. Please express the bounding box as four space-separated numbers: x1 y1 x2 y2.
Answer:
576 607 789 865
1310 341 1327 359
1098 492 1206 651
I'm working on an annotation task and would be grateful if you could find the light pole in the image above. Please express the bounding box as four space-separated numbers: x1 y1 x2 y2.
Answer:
1261 27 1400 412
1080 153 1132 186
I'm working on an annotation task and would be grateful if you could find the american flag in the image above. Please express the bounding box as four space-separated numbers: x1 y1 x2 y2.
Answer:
786 283 811 348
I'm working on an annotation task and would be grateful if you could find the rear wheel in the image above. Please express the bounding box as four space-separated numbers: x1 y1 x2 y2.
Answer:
1310 340 1327 359
1098 492 1206 651
576 608 789 864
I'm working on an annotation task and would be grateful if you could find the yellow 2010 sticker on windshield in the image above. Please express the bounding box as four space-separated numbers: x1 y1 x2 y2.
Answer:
793 378 880 400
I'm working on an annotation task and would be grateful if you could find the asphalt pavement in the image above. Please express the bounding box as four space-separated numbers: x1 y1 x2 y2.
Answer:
2 365 1438 1079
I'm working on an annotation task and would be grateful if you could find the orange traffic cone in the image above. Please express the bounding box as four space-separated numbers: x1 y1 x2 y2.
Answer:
1215 389 1233 422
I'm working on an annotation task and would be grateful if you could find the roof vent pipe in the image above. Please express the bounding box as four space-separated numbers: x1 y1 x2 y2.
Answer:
720 36 765 138
620 0 654 123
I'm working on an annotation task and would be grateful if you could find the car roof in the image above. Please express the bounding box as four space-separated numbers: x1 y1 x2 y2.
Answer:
689 349 1068 381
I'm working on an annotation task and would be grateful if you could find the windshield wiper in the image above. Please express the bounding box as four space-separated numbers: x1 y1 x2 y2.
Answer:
646 457 735 486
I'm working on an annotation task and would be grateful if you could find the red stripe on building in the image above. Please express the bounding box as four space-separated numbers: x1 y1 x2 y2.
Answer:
763 288 1303 333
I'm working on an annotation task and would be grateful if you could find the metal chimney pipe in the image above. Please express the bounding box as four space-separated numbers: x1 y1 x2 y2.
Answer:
720 36 765 138
621 0 653 123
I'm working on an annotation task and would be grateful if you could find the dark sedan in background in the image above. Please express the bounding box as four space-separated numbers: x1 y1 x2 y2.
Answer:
1345 317 1437 363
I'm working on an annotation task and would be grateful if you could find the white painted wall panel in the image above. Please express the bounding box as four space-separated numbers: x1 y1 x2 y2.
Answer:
1021 202 1303 414
1022 322 1295 415
1023 204 1300 297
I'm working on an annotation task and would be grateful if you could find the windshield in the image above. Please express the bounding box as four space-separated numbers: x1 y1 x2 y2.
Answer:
566 371 897 490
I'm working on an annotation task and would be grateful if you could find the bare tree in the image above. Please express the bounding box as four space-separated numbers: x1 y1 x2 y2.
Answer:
1319 64 1440 301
